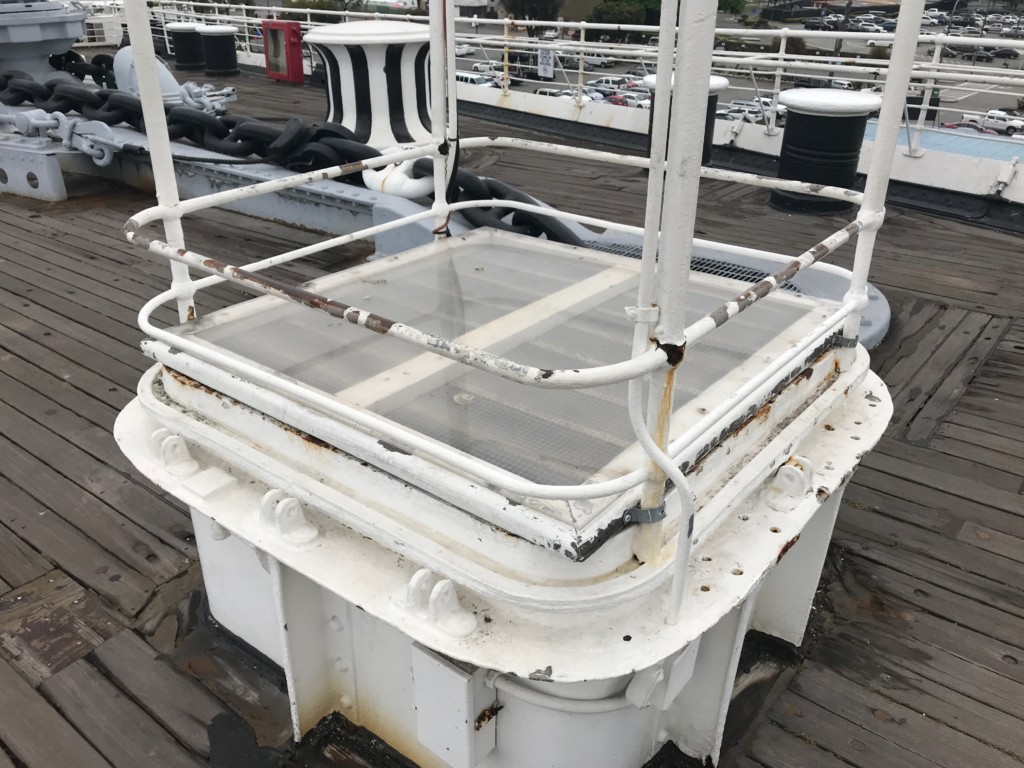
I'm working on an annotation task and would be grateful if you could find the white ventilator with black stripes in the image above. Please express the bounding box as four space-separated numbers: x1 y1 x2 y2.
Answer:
305 20 432 148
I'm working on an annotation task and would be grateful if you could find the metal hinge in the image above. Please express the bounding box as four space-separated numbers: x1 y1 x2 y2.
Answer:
622 504 667 525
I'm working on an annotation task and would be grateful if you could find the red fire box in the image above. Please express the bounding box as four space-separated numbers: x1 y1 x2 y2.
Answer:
262 20 305 84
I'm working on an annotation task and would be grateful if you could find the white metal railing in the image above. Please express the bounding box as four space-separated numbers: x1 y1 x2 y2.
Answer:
124 0 926 624
138 0 1024 152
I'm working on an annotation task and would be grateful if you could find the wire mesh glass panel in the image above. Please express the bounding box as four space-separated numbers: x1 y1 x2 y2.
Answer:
180 233 834 487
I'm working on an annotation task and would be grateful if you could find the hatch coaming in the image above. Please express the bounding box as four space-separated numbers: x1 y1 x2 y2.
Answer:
144 228 847 560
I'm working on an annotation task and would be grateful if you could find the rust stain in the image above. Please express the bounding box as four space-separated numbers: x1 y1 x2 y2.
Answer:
186 305 196 322
474 703 503 731
167 367 215 392
654 367 677 446
816 486 831 502
777 534 801 563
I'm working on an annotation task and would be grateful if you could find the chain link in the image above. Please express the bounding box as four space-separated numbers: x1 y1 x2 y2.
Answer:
0 63 581 245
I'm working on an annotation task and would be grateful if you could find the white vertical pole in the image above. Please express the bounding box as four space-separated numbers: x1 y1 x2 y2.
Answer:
429 0 455 232
843 0 926 342
123 0 195 323
633 0 719 565
907 42 942 156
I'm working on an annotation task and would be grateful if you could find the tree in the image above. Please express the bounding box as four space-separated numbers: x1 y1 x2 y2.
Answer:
718 0 746 14
589 0 645 28
502 0 564 36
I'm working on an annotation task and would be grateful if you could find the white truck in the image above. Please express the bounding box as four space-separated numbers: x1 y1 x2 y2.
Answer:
962 109 1024 134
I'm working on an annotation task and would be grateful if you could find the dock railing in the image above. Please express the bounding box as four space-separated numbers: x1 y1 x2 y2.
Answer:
124 0 925 625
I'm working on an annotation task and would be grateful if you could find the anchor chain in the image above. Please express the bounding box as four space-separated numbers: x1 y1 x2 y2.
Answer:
0 67 582 245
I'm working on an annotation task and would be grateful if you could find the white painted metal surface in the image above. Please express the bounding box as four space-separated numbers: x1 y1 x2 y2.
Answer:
114 0 911 764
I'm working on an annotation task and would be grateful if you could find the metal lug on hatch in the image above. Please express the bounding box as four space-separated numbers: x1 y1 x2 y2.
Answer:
428 579 477 637
150 427 199 477
209 520 231 541
400 569 477 636
764 455 814 512
256 489 319 545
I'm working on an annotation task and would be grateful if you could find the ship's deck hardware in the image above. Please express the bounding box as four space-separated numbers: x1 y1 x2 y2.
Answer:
112 0 917 765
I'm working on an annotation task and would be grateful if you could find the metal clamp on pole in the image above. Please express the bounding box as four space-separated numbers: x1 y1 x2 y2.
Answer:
623 503 667 525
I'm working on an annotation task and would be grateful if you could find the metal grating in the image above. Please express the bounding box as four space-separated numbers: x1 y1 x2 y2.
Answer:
584 240 803 293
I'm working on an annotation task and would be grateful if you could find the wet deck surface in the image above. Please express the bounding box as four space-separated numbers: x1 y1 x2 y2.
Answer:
0 70 1022 768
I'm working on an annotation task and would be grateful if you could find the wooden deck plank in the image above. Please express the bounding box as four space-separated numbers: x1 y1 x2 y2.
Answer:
821 621 1024 722
0 659 113 768
868 435 1023 494
836 503 1024 592
0 571 121 687
831 560 1024 688
956 521 1024 564
0 315 134 410
0 399 194 559
0 368 151 480
847 557 1024 652
767 691 936 768
956 389 1024 428
745 722 853 768
0 293 147 388
836 534 1024 620
0 433 189 583
847 470 1024 541
815 633 1024 761
903 315 1011 443
858 446 1024 516
791 662 1023 768
0 479 155 616
0 342 122 428
928 432 1024 481
40 659 205 768
89 630 232 758
885 309 987 432
0 522 51 589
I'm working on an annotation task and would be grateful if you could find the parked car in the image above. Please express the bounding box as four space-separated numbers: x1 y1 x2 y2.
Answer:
962 109 1024 134
556 90 593 102
866 39 893 48
718 105 765 123
731 96 787 117
882 20 898 31
454 43 475 57
471 61 499 73
991 47 1022 58
858 23 885 33
586 76 638 96
940 121 998 134
963 50 995 61
606 92 651 108
559 56 595 71
541 28 558 40
455 71 500 87
792 77 853 90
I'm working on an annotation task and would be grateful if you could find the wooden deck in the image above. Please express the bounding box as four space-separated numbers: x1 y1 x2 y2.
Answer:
0 70 1022 768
